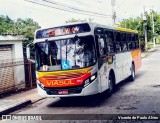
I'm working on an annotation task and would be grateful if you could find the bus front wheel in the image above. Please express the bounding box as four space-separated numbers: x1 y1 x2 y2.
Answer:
107 73 115 96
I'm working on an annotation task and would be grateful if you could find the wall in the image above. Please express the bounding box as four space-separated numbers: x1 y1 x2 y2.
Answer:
0 35 27 89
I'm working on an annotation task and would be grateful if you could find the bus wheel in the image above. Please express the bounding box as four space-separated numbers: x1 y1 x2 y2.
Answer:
107 74 114 96
129 63 135 81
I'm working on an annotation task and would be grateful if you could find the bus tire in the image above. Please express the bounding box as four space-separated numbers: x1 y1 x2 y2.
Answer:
107 72 115 96
129 63 135 81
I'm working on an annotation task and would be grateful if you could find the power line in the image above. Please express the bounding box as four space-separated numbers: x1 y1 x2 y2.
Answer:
42 0 110 17
24 0 112 18
65 0 88 6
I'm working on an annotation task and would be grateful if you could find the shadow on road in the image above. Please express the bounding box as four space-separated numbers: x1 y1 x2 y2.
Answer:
47 93 111 108
134 71 146 79
116 70 145 89
47 71 145 108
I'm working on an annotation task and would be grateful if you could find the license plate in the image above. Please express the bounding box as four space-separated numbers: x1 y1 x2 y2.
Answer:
58 90 68 95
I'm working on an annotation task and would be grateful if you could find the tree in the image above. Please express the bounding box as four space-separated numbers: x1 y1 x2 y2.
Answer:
0 15 41 59
0 15 40 47
13 18 40 49
119 11 160 51
0 15 14 34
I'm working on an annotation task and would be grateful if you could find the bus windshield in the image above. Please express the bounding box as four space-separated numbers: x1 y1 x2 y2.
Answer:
35 35 96 71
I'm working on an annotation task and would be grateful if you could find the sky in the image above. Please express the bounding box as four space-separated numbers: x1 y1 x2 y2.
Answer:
0 0 160 28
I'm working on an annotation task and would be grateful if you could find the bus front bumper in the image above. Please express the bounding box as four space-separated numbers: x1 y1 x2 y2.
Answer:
37 78 99 98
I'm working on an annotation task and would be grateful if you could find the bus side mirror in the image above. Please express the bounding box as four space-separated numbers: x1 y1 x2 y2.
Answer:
26 46 30 59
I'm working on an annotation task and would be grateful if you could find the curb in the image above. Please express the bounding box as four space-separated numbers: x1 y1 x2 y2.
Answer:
31 97 46 104
141 49 157 58
0 100 31 116
0 98 46 116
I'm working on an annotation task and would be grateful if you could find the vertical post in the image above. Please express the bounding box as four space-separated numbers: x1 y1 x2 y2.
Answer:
151 7 156 48
30 61 32 88
27 61 30 88
111 0 116 26
143 6 148 51
144 26 148 51
125 21 126 28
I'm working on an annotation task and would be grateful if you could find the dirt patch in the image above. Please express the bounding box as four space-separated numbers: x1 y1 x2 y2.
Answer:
116 105 137 110
151 85 160 88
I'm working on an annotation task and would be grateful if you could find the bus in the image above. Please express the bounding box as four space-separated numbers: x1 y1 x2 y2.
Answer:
32 22 141 98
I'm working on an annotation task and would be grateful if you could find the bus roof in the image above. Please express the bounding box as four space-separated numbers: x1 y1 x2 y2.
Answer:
115 27 138 33
35 22 138 39
37 22 138 33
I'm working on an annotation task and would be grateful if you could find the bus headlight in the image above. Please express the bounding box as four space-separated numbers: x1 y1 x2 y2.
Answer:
90 75 96 81
84 73 97 87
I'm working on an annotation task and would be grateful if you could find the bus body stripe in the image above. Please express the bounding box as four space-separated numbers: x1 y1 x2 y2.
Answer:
131 48 141 71
37 67 92 87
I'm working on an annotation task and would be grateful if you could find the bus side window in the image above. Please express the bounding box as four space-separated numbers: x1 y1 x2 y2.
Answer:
128 42 132 50
114 32 122 53
132 34 136 41
135 41 139 49
94 28 106 57
121 33 126 42
136 42 139 49
98 36 106 56
105 30 114 53
132 42 136 50
122 42 128 51
127 33 131 41
135 34 138 41
115 43 122 53
95 34 106 57
114 32 121 42
135 34 139 48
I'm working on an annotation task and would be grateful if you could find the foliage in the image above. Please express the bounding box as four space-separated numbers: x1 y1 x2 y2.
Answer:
119 11 160 50
0 15 40 46
0 15 14 34
156 35 160 44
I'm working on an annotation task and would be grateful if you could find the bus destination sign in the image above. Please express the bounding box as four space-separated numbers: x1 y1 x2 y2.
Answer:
36 23 91 39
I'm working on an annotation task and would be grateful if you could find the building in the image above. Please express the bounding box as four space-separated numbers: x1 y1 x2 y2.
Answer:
0 34 28 94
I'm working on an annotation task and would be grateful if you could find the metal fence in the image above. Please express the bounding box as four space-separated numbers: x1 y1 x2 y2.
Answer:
0 58 36 94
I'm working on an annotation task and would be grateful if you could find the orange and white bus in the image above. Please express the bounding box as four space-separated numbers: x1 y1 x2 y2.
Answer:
32 22 141 98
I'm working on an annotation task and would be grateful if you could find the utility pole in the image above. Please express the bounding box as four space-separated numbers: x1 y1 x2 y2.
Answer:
111 0 116 26
143 6 148 51
151 7 156 48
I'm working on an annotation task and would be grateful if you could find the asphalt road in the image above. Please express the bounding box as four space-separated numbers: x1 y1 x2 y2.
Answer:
2 47 160 123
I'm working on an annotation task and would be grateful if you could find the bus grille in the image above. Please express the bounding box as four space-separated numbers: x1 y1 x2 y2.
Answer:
44 86 83 95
